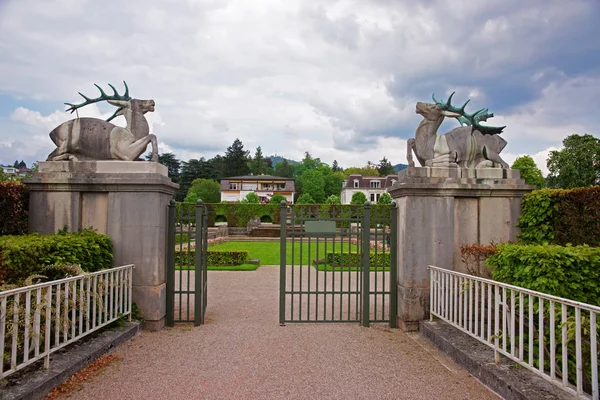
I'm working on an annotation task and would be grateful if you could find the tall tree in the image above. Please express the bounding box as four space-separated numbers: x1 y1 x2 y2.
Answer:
184 179 221 203
223 138 250 177
177 158 216 201
511 156 545 189
274 159 293 178
547 134 600 189
377 156 395 176
208 155 225 180
146 152 181 182
298 169 326 203
250 146 266 175
332 160 341 172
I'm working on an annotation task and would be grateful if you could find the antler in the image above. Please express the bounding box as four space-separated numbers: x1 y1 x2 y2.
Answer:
432 92 505 135
64 81 131 122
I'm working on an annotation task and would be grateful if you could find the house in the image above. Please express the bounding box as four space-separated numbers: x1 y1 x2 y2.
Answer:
340 174 397 204
220 174 295 203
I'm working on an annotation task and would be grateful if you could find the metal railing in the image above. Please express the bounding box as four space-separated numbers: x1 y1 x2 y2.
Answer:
429 266 599 399
0 264 134 378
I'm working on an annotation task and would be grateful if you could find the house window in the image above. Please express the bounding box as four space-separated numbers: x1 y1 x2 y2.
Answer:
370 181 380 188
353 180 359 188
370 193 375 202
376 194 380 202
242 183 258 191
276 183 286 190
229 183 238 190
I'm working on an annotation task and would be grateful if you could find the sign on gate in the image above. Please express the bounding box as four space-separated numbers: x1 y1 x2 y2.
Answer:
166 200 208 326
279 203 397 327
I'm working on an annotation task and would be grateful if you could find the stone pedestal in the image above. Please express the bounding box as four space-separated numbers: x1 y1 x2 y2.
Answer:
24 161 178 331
388 167 534 331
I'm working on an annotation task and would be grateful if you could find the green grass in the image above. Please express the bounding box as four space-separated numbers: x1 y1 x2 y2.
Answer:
175 263 259 271
313 264 390 272
208 241 359 265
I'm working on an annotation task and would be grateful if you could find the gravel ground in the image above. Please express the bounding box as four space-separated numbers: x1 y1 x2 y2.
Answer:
75 266 500 400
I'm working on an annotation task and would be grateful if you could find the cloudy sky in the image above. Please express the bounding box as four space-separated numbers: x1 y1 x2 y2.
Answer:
1 0 599 174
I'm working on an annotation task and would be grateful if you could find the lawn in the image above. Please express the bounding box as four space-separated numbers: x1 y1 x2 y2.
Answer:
176 263 259 271
208 241 359 265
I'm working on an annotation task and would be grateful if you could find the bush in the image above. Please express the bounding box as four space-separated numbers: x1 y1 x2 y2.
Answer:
350 191 367 205
487 243 600 306
269 194 286 204
325 252 390 269
174 249 249 266
0 229 114 285
0 181 29 235
518 187 600 246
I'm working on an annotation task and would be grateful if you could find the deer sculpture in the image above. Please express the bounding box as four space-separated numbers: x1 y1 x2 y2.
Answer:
46 82 158 162
407 92 508 169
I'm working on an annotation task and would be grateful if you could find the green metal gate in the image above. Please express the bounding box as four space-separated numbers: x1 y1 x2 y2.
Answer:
166 200 208 326
279 202 397 327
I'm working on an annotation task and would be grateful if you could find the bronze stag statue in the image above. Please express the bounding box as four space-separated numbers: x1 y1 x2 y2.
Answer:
407 92 508 169
47 82 158 162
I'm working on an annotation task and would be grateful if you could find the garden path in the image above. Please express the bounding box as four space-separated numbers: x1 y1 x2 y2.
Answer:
75 266 500 400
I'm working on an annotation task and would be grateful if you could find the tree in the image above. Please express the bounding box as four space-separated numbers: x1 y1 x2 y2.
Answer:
0 167 8 181
184 179 221 203
332 160 341 172
270 193 286 204
177 158 217 201
378 192 392 205
547 134 600 189
377 156 396 176
298 169 326 203
350 191 367 205
223 138 250 177
274 159 293 178
296 193 315 204
241 192 260 203
325 194 341 204
250 146 266 175
344 166 379 177
146 152 181 181
511 156 545 189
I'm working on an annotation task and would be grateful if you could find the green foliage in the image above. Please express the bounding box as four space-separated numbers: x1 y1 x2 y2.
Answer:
184 178 221 203
511 155 545 188
0 167 8 181
325 195 341 204
350 191 367 205
241 192 260 203
177 157 221 201
0 181 28 235
269 193 286 204
175 249 249 266
344 166 379 177
325 252 390 269
0 229 113 285
377 192 392 205
377 156 396 176
174 233 190 243
273 158 293 178
298 169 326 203
250 146 266 175
518 187 600 246
296 193 314 204
547 134 600 189
488 243 600 306
223 138 250 177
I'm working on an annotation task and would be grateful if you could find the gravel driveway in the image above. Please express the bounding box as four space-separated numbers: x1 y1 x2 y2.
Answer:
75 266 500 400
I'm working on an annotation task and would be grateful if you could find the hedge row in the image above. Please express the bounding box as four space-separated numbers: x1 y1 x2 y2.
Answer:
175 202 393 228
0 229 113 285
325 252 390 269
487 243 600 306
0 181 28 236
174 249 249 266
518 187 600 246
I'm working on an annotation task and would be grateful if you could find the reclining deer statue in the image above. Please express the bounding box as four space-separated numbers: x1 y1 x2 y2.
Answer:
407 92 508 169
46 82 158 162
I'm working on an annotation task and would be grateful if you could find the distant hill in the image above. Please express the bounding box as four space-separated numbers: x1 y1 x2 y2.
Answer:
393 163 409 172
269 155 300 166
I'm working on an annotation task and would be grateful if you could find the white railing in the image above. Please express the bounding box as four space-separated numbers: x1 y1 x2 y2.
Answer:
429 266 599 400
0 264 133 378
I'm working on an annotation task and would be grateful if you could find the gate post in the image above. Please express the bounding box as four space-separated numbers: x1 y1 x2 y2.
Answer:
279 201 288 325
389 202 398 328
194 200 204 326
166 200 176 327
361 202 371 327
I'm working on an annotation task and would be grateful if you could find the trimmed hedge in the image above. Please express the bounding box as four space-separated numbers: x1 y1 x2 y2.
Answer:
0 229 113 285
0 181 28 235
175 202 392 228
325 252 390 269
175 249 249 266
518 187 600 246
487 243 600 306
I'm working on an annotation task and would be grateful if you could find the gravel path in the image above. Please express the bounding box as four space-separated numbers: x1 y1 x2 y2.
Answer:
75 266 500 400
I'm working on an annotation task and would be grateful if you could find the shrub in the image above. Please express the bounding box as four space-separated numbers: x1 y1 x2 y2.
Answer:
460 243 498 278
0 229 113 285
350 191 367 205
487 243 600 306
174 249 249 266
269 194 286 204
0 181 29 235
518 187 600 246
325 252 390 269
296 193 314 204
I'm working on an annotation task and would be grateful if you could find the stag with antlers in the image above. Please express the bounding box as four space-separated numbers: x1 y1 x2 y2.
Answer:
46 82 158 162
407 92 508 169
